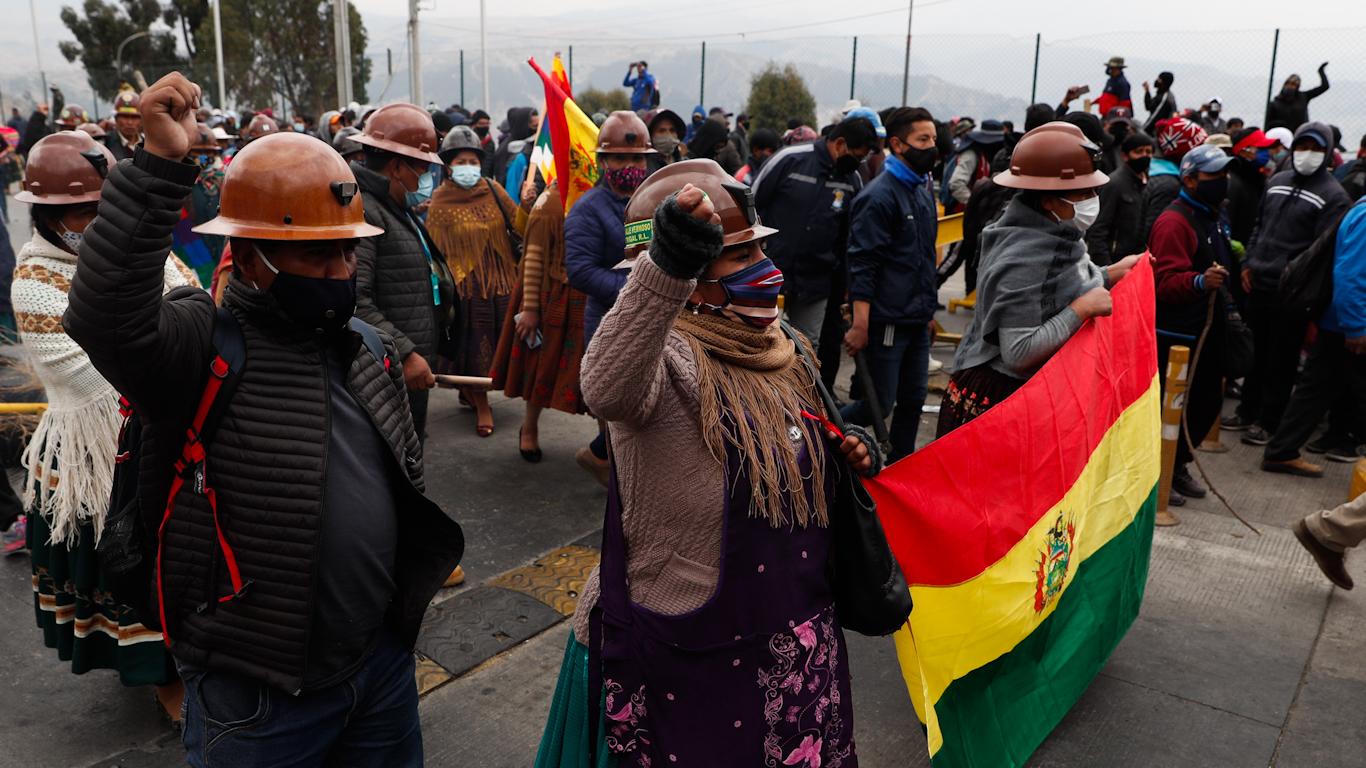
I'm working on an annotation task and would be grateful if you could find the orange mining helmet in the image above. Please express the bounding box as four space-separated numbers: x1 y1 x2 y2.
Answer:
596 110 657 154
14 131 115 205
349 102 442 164
621 158 776 262
993 121 1109 192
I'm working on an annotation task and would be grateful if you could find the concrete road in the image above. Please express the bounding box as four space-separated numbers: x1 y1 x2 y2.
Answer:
3 201 1364 767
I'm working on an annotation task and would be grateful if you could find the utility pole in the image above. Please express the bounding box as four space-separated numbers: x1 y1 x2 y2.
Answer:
479 0 489 111
1030 33 1040 104
1265 28 1280 126
850 37 858 101
213 0 226 108
460 50 464 107
700 42 706 107
900 0 913 106
29 0 47 103
408 0 423 106
333 0 353 110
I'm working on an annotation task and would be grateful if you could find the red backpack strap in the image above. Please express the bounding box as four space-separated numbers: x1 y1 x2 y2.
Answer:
156 312 251 647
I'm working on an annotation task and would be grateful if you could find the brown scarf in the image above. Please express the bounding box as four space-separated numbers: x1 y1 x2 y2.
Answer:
426 178 519 299
673 312 829 529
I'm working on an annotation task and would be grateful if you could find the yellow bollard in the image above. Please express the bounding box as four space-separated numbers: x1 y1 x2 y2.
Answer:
1156 346 1189 526
1352 458 1365 502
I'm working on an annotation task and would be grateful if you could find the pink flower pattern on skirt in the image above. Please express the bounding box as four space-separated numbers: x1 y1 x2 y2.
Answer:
758 608 852 768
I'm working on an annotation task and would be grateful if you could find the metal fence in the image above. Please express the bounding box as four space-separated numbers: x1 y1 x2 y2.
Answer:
5 26 1364 143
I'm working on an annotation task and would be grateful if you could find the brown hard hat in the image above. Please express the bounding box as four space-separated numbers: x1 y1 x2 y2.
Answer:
993 121 1109 191
114 90 140 116
597 110 657 154
77 122 107 139
243 114 280 142
191 122 218 151
350 103 442 163
192 132 383 241
622 159 776 262
15 131 115 205
56 104 88 127
15 130 114 203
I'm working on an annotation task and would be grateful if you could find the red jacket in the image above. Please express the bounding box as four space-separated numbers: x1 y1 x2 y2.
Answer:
1149 198 1231 335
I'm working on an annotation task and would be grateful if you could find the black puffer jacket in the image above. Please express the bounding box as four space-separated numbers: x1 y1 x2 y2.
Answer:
351 161 442 362
1087 161 1146 266
66 149 464 694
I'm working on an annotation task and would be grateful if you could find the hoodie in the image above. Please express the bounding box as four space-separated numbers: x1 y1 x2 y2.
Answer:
683 105 706 143
1265 72 1329 132
1244 121 1352 291
687 118 742 175
494 107 535 187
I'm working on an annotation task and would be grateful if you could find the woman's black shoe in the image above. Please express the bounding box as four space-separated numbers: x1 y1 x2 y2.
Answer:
519 428 543 463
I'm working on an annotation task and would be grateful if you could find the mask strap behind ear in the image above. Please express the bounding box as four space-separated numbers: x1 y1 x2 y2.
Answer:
253 242 281 278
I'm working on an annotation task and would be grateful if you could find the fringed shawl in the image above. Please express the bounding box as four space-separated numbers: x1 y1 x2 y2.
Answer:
426 178 521 300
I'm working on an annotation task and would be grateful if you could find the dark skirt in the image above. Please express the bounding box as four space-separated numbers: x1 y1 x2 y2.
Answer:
437 292 513 380
489 281 588 414
29 511 176 687
936 363 1026 439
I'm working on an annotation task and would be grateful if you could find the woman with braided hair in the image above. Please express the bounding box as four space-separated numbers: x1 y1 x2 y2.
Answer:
534 159 882 768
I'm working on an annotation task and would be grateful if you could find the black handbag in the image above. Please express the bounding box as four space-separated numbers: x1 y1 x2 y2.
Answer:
781 322 913 637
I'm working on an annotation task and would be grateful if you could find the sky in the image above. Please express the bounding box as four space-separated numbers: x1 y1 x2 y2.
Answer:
4 0 1366 128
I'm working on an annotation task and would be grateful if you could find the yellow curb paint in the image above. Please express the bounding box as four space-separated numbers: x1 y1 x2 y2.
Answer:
414 651 453 696
487 545 601 616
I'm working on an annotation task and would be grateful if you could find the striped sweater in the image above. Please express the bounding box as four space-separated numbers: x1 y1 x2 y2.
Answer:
12 233 199 545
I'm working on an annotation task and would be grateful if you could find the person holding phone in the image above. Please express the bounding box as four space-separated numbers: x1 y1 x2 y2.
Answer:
623 61 657 113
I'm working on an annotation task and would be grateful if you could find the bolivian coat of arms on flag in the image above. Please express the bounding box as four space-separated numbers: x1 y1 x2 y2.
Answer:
868 259 1160 767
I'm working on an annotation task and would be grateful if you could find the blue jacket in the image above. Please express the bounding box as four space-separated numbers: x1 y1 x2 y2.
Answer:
623 71 657 112
684 106 706 143
1321 200 1366 337
845 157 939 325
751 138 862 302
565 185 630 344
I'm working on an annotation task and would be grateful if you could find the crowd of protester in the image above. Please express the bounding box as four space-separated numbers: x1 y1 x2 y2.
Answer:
0 50 1361 765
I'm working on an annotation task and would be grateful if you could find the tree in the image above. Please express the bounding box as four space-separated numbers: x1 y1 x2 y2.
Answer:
746 63 816 134
58 0 186 101
207 0 370 116
575 86 630 116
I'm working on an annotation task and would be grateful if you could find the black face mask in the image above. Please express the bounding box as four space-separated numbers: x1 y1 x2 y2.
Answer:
1195 176 1230 209
1126 156 1151 175
835 152 861 175
255 246 357 336
900 144 938 176
473 125 489 138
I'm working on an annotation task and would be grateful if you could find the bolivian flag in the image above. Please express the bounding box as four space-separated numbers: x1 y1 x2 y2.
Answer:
870 259 1160 767
528 56 599 214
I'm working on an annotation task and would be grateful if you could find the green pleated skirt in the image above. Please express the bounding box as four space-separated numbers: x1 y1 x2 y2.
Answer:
29 511 176 687
534 632 617 768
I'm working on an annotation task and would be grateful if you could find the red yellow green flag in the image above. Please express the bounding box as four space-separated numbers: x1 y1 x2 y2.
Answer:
869 259 1161 767
528 56 599 214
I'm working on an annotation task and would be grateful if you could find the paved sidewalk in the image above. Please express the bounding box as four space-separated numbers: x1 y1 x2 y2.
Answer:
0 237 1362 766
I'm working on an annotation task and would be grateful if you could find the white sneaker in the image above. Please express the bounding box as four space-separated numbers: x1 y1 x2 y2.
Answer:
928 354 944 372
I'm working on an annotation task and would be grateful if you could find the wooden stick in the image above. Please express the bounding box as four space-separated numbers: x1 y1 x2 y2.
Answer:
434 374 494 389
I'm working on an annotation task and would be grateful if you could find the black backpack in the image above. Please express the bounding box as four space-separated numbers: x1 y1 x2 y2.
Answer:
96 309 389 630
1280 201 1358 320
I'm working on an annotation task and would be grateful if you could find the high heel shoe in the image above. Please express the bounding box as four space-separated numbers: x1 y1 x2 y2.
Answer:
476 423 494 438
519 428 543 463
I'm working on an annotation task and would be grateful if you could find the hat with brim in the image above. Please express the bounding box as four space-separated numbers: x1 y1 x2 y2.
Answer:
965 119 1006 144
1231 129 1276 155
1106 57 1126 69
1204 133 1233 148
1178 144 1234 178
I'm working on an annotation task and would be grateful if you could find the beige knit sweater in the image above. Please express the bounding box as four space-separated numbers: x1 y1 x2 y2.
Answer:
573 254 812 644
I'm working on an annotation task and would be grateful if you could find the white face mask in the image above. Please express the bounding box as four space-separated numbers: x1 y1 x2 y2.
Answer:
1292 150 1323 176
1059 196 1101 233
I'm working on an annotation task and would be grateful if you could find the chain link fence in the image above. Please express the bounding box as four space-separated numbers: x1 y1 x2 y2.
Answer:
4 27 1363 145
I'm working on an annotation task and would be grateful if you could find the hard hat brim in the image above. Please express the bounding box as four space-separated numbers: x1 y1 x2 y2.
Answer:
350 133 442 164
192 218 385 240
992 168 1109 191
13 190 101 205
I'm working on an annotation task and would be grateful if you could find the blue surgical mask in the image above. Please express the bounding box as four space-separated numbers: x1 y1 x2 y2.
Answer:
293 123 306 132
406 169 434 207
1254 147 1271 167
450 165 482 189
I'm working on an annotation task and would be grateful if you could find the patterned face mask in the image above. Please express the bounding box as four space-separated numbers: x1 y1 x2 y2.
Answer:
604 164 647 193
699 256 784 327
55 222 84 253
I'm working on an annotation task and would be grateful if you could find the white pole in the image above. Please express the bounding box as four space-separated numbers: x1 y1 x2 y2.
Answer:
213 0 226 109
28 0 47 104
333 0 352 109
480 0 488 112
408 0 422 106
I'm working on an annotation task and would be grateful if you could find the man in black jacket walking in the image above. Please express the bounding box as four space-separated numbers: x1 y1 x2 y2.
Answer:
66 73 463 767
